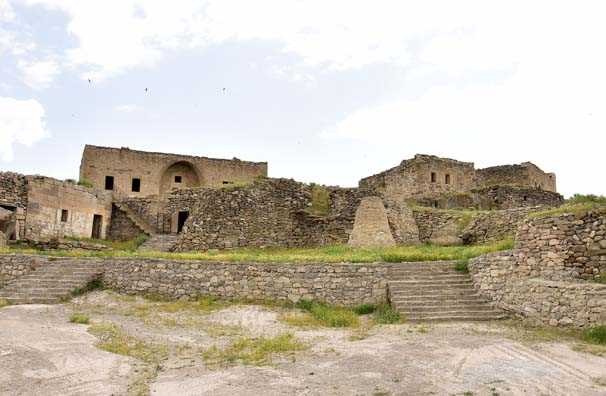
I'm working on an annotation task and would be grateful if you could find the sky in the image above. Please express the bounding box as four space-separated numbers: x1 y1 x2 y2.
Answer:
0 0 605 197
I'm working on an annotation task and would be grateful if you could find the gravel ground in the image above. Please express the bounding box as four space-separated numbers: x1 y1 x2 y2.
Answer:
1 291 605 396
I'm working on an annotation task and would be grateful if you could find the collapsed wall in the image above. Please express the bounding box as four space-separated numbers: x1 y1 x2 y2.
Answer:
469 209 606 327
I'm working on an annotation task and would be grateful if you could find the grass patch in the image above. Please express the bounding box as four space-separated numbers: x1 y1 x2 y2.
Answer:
454 259 470 273
279 312 322 328
296 300 359 328
77 178 93 188
353 303 377 315
125 295 227 323
306 184 330 216
582 326 606 345
0 239 513 264
528 194 606 219
88 322 168 395
594 274 606 284
0 298 9 309
69 312 90 324
203 333 306 367
373 304 402 324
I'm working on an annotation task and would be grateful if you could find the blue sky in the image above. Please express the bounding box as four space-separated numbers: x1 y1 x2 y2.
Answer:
1 0 605 196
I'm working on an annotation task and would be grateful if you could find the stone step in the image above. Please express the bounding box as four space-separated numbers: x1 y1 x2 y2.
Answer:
394 305 498 313
389 280 473 287
389 289 481 298
1 296 61 304
405 312 507 322
388 274 470 280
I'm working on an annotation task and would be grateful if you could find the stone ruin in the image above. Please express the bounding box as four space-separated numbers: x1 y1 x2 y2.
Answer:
0 146 563 250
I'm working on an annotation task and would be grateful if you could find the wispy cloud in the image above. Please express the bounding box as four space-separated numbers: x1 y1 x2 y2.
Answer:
0 97 49 161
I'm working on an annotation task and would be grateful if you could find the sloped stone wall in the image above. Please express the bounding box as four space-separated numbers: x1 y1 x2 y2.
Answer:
348 197 395 247
108 205 144 241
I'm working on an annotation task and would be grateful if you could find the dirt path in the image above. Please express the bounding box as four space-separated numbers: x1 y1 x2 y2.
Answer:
1 291 605 396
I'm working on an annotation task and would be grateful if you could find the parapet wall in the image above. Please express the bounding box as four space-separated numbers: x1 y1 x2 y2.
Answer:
0 172 27 209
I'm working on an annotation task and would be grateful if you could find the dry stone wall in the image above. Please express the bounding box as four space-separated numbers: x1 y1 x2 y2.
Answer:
348 197 395 247
0 254 47 287
107 205 144 241
0 172 27 208
469 209 606 327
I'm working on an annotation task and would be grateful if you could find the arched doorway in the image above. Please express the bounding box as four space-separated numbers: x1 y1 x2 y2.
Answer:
159 161 201 196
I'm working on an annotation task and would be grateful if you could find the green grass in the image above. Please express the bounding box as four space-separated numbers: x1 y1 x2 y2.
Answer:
0 298 9 309
595 274 606 284
296 300 359 327
454 259 470 273
373 304 401 324
203 333 306 367
582 326 606 345
529 194 606 219
71 278 104 296
65 234 149 251
0 239 513 264
69 313 90 324
353 303 377 315
77 178 93 188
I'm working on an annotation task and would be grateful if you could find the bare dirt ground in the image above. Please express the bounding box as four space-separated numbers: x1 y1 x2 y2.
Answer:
1 290 605 396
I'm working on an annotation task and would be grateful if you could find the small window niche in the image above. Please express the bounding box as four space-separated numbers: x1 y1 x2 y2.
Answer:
445 174 451 184
174 175 182 183
222 181 232 185
60 209 68 222
131 178 141 192
431 172 437 183
105 176 114 190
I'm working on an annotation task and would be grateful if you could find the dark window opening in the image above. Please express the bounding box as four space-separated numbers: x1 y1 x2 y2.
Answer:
523 195 528 201
132 178 141 192
222 181 232 185
177 211 189 233
432 200 439 208
92 214 103 239
174 175 182 183
431 172 437 183
445 174 451 184
105 176 114 190
61 209 68 222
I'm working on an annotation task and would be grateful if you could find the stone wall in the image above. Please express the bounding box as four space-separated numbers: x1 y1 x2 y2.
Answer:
0 254 389 306
469 251 606 327
79 145 267 198
412 209 465 245
348 197 395 247
514 210 606 281
108 205 144 241
471 186 562 209
475 162 556 192
460 207 536 244
172 179 362 251
0 254 47 287
118 197 166 232
0 172 27 208
103 259 388 306
24 176 113 240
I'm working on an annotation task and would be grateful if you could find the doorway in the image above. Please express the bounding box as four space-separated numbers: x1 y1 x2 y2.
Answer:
177 211 189 233
92 214 103 239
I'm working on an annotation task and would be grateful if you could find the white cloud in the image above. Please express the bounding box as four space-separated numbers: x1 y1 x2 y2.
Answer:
17 58 60 89
0 97 49 161
115 104 142 113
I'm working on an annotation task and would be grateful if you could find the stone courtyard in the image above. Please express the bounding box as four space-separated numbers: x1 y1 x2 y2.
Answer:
1 291 605 396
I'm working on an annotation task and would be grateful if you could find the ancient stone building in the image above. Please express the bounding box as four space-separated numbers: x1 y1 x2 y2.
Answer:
80 145 268 198
0 172 112 241
360 154 561 209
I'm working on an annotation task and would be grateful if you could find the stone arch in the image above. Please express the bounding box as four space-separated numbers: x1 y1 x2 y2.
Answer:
159 161 201 195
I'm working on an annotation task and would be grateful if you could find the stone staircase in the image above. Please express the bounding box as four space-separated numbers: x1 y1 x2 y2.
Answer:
113 202 156 236
138 234 179 252
388 261 506 322
0 260 104 304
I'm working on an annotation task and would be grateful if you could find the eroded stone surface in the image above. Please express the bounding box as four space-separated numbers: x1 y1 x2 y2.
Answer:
348 196 395 248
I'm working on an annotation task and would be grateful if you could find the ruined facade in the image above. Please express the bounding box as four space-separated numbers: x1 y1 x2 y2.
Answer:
360 154 560 210
80 145 267 198
0 173 112 241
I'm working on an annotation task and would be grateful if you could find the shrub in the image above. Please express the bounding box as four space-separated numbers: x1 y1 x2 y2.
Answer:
353 303 377 315
455 259 469 273
582 326 606 345
70 313 90 324
373 304 401 324
567 194 606 205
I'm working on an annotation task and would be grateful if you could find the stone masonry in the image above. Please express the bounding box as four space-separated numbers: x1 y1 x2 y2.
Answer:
348 197 396 247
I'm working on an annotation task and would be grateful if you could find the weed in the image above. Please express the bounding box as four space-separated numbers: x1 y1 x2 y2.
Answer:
71 277 104 296
454 259 470 273
528 195 606 219
295 300 359 328
280 312 322 328
0 298 9 308
582 325 606 345
69 313 90 324
305 184 330 217
373 304 401 324
77 178 93 188
353 303 377 315
203 333 306 367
